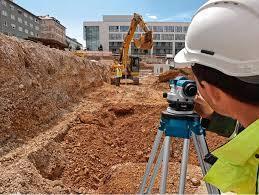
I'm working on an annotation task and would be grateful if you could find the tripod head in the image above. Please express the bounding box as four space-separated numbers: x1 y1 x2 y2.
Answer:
163 76 197 114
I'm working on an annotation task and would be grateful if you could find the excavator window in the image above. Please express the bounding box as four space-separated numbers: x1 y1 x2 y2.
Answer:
130 57 140 72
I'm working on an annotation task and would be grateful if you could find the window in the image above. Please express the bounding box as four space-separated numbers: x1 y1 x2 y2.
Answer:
17 9 23 15
4 21 7 26
11 14 15 20
11 24 16 29
134 34 141 39
30 31 34 36
161 34 174 40
175 42 185 54
85 26 100 51
25 29 29 34
36 33 39 37
120 26 129 32
109 33 122 40
2 10 7 16
35 18 38 23
148 26 153 31
10 4 14 10
30 23 33 28
35 26 39 31
175 34 185 40
164 26 174 32
18 17 22 23
153 34 161 40
183 26 189 33
109 26 119 32
2 0 7 6
24 13 28 17
18 26 23 32
136 26 143 32
24 21 28 25
153 26 163 32
175 26 183 32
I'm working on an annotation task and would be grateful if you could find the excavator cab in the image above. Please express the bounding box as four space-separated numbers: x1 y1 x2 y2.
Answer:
128 56 140 85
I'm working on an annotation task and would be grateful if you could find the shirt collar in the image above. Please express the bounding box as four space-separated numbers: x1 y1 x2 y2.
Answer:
212 119 259 165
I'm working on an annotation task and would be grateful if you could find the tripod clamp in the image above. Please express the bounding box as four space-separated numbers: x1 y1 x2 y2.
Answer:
159 111 205 138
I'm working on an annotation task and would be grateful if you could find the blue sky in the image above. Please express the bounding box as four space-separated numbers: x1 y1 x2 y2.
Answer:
15 0 207 45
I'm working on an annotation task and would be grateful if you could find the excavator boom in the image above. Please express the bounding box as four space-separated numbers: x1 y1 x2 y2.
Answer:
119 13 153 67
111 13 153 86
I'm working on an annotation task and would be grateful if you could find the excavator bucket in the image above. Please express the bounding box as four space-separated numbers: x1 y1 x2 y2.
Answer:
134 31 153 50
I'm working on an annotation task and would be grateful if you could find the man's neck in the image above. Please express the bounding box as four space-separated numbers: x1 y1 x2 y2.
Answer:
231 101 259 128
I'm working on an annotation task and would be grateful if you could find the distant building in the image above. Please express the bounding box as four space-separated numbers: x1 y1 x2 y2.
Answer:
39 15 66 45
66 36 83 51
0 0 41 39
83 15 190 57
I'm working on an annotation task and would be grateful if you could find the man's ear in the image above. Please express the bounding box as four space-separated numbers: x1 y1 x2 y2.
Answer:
200 80 222 105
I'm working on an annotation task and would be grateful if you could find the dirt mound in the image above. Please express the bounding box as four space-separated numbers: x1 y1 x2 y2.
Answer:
0 34 109 157
158 68 193 82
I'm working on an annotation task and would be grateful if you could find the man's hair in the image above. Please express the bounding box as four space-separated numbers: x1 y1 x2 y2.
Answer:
192 64 259 104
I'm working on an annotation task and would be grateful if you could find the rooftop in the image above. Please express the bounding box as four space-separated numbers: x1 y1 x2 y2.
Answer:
84 15 190 24
39 15 66 29
6 0 40 20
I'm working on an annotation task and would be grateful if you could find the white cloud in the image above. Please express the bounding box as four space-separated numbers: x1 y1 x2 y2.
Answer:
148 15 158 20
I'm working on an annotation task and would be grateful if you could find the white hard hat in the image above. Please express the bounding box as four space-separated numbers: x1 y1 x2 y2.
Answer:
175 0 259 83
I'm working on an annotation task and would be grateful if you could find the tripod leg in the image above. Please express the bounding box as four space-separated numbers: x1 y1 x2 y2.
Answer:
139 129 164 194
160 136 171 194
193 134 220 194
179 139 190 194
146 144 164 194
192 134 208 175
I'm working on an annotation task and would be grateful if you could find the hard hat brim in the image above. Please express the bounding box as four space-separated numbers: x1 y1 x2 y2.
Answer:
174 48 194 68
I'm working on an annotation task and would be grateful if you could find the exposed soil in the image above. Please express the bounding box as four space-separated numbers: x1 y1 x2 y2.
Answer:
0 34 109 157
59 80 226 194
0 34 227 194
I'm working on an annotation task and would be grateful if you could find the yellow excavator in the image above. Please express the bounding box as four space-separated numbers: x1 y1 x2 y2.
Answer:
111 13 153 85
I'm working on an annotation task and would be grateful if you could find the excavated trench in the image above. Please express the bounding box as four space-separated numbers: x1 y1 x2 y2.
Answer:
19 100 226 194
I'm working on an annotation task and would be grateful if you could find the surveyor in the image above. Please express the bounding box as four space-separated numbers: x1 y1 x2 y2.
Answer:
174 0 259 193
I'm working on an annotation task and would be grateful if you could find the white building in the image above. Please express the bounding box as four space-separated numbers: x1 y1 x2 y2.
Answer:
83 15 190 57
66 36 83 51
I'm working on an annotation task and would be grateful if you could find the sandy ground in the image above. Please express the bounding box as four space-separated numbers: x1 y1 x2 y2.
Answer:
0 34 227 194
0 75 226 193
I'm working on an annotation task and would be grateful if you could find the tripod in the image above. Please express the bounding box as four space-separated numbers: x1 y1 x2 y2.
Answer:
139 110 220 194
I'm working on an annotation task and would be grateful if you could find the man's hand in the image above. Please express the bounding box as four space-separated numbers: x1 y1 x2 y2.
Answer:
194 93 214 119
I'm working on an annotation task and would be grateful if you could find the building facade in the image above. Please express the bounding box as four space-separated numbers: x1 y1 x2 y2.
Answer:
39 15 66 45
83 15 190 57
66 36 83 51
0 0 41 39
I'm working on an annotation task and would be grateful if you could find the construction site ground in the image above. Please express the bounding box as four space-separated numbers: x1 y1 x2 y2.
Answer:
0 78 226 194
0 35 227 194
